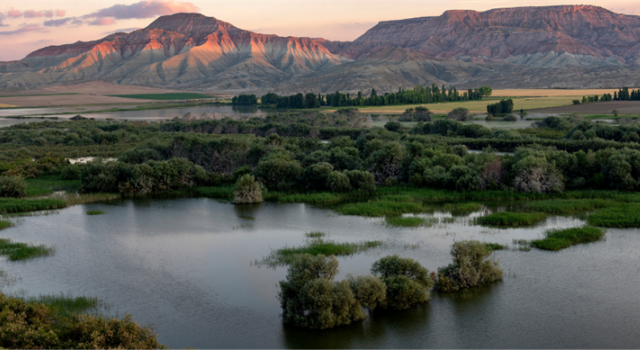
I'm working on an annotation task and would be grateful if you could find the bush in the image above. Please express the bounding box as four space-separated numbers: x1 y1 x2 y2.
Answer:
303 162 333 191
277 254 364 329
232 174 264 204
447 108 472 121
255 157 303 191
436 240 503 292
60 164 82 180
503 114 517 122
371 255 435 310
327 171 352 193
0 176 27 198
384 121 402 132
345 170 376 194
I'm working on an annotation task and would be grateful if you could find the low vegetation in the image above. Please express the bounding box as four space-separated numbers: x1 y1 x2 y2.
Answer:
525 199 612 215
0 238 55 261
0 220 11 230
474 212 547 227
21 293 102 318
0 293 162 348
587 204 640 227
111 92 214 100
86 210 104 215
232 174 264 204
335 200 423 217
443 202 482 214
0 198 66 214
531 226 605 251
261 239 384 266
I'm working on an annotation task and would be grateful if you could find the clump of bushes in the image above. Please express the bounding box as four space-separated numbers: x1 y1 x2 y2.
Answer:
436 240 504 292
474 212 547 227
0 293 162 348
371 255 436 310
0 176 27 198
447 107 473 121
232 174 264 204
531 226 604 251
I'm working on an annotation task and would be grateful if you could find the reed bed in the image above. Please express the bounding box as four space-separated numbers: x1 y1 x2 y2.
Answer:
0 238 55 261
21 293 103 317
531 226 604 251
587 204 640 227
195 186 234 199
47 192 119 206
335 200 424 217
525 199 613 215
0 198 66 214
260 239 384 266
443 202 482 214
276 192 347 204
474 212 547 227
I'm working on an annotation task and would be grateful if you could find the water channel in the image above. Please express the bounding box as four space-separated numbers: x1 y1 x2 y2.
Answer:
1 197 639 348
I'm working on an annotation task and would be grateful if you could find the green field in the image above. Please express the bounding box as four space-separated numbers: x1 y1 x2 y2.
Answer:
0 93 79 98
111 93 215 100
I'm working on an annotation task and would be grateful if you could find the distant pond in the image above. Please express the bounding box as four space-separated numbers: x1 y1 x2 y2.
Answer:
1 198 639 348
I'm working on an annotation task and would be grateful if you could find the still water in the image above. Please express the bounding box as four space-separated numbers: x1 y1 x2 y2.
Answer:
1 198 639 348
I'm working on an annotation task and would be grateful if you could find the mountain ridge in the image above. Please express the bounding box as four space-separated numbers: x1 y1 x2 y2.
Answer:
2 6 640 93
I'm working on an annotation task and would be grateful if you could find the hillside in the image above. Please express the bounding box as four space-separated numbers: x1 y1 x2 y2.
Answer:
1 6 640 93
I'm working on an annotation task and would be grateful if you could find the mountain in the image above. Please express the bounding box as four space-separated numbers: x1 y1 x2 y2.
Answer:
1 6 640 93
342 5 640 67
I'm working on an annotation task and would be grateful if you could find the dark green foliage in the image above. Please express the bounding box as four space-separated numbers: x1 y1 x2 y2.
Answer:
436 240 503 292
443 202 482 214
475 212 547 227
86 210 104 215
531 227 604 251
233 174 264 204
371 255 435 310
588 204 640 227
255 153 303 191
60 164 82 180
345 170 376 193
195 186 234 199
0 198 66 213
231 94 258 105
384 121 402 132
0 293 162 348
0 176 27 198
486 99 514 115
0 238 54 261
303 162 333 191
503 114 517 122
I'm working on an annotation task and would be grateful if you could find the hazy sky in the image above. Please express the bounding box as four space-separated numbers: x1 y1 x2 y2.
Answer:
1 0 640 61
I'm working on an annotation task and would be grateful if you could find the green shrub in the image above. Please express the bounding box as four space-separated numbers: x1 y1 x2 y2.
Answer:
327 171 352 193
0 293 162 348
436 240 503 292
474 212 547 227
531 226 604 251
303 162 333 191
371 255 435 310
60 164 82 180
344 170 376 194
233 174 264 204
0 176 27 198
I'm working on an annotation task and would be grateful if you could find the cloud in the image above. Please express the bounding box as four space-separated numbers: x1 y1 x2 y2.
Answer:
89 18 117 26
86 0 198 20
0 24 48 36
7 9 22 18
43 17 74 27
56 10 65 17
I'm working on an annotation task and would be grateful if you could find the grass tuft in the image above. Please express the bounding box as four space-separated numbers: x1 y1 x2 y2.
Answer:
474 212 547 227
86 210 104 215
0 198 67 214
305 232 325 238
0 238 55 261
485 243 507 251
260 239 384 266
443 202 482 215
531 226 604 251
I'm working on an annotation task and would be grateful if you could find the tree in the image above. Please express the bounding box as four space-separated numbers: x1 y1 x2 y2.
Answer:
436 240 503 292
232 174 263 204
0 176 27 198
345 170 376 193
613 109 619 117
478 86 492 96
303 162 334 191
327 171 352 193
447 107 472 121
371 255 435 310
384 121 402 132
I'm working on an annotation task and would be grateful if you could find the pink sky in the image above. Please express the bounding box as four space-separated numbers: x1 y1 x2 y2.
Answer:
1 0 640 61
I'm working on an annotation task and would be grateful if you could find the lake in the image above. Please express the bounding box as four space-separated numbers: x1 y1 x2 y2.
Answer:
1 198 639 348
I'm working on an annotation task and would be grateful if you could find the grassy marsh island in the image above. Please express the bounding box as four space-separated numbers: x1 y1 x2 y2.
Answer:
0 238 55 261
474 212 547 227
531 227 605 251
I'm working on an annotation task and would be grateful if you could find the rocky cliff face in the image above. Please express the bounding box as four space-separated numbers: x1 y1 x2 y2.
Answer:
345 5 640 67
1 6 640 92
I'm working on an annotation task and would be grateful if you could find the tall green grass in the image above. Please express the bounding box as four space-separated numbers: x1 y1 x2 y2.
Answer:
22 293 103 317
277 192 347 204
485 243 507 251
0 220 11 230
443 202 482 215
260 239 384 266
531 226 604 251
86 210 104 215
474 212 547 227
385 216 426 227
0 238 55 261
335 200 424 217
26 175 81 197
195 186 234 199
0 198 66 213
525 199 613 215
587 204 640 227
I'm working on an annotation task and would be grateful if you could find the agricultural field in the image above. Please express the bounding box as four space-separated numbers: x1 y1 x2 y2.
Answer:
111 93 216 100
